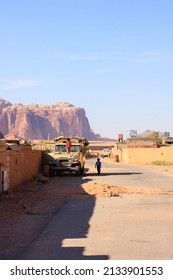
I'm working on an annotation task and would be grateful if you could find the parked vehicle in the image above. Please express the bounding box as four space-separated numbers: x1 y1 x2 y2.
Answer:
101 148 111 158
44 136 89 176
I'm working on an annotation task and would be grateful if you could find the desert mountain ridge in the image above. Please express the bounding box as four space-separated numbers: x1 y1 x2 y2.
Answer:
0 98 98 140
0 98 169 141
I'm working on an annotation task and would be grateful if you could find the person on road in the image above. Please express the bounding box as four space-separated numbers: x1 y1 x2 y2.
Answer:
66 138 72 153
95 158 101 175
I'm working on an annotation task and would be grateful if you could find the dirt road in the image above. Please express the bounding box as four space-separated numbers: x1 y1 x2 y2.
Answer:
0 158 173 259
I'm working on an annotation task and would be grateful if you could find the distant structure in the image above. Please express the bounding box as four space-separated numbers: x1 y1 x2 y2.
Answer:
117 134 123 142
129 130 137 138
163 132 170 137
162 137 173 145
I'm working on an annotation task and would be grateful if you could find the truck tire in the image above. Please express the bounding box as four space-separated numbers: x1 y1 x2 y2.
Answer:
75 165 81 176
80 167 84 175
49 168 54 177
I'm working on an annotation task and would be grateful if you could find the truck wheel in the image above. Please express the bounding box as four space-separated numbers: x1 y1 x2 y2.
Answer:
80 167 84 175
75 165 81 176
49 168 54 177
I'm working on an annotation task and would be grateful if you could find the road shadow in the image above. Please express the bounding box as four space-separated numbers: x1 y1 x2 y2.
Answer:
13 175 108 260
86 172 143 176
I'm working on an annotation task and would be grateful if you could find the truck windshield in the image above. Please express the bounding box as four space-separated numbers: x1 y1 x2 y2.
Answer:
70 145 79 152
55 145 66 152
55 145 79 152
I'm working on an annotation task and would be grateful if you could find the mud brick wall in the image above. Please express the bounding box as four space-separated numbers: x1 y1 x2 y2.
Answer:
0 151 9 192
111 146 173 164
121 147 173 164
9 149 42 190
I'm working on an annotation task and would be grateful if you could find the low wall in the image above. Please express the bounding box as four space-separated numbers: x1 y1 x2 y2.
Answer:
121 147 173 164
9 149 42 190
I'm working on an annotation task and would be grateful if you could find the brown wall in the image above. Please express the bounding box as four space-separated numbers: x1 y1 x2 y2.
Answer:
0 151 6 166
0 148 42 192
9 149 42 190
112 146 173 164
0 151 10 192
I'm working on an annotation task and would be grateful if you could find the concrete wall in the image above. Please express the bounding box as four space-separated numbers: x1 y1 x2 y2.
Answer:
113 147 173 164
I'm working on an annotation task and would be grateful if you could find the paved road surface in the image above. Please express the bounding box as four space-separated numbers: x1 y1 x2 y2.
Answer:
18 158 173 260
88 158 173 190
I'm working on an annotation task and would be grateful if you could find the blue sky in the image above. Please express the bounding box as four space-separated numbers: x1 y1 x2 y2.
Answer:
0 0 173 138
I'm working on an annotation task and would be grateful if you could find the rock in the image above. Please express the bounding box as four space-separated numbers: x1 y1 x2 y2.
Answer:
37 176 48 184
0 98 97 140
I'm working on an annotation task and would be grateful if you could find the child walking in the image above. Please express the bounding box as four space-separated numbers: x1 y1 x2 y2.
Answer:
95 158 102 175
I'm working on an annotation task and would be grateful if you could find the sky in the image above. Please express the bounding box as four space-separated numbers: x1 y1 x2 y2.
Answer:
0 0 173 139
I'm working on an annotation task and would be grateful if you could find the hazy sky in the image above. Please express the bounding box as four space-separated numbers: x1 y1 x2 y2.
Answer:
0 0 173 138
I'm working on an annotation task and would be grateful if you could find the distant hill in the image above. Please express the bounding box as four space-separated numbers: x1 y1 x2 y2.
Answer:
140 130 170 138
140 130 154 137
0 98 97 140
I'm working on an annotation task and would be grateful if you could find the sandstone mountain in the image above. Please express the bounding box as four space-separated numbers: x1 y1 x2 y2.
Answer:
0 98 97 140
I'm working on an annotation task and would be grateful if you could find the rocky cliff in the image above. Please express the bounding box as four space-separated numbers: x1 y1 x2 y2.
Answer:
0 99 96 140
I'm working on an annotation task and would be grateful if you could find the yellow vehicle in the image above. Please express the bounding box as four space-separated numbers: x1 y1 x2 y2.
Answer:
47 136 89 176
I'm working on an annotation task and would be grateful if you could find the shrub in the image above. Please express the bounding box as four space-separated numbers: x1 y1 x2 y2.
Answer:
151 160 173 166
